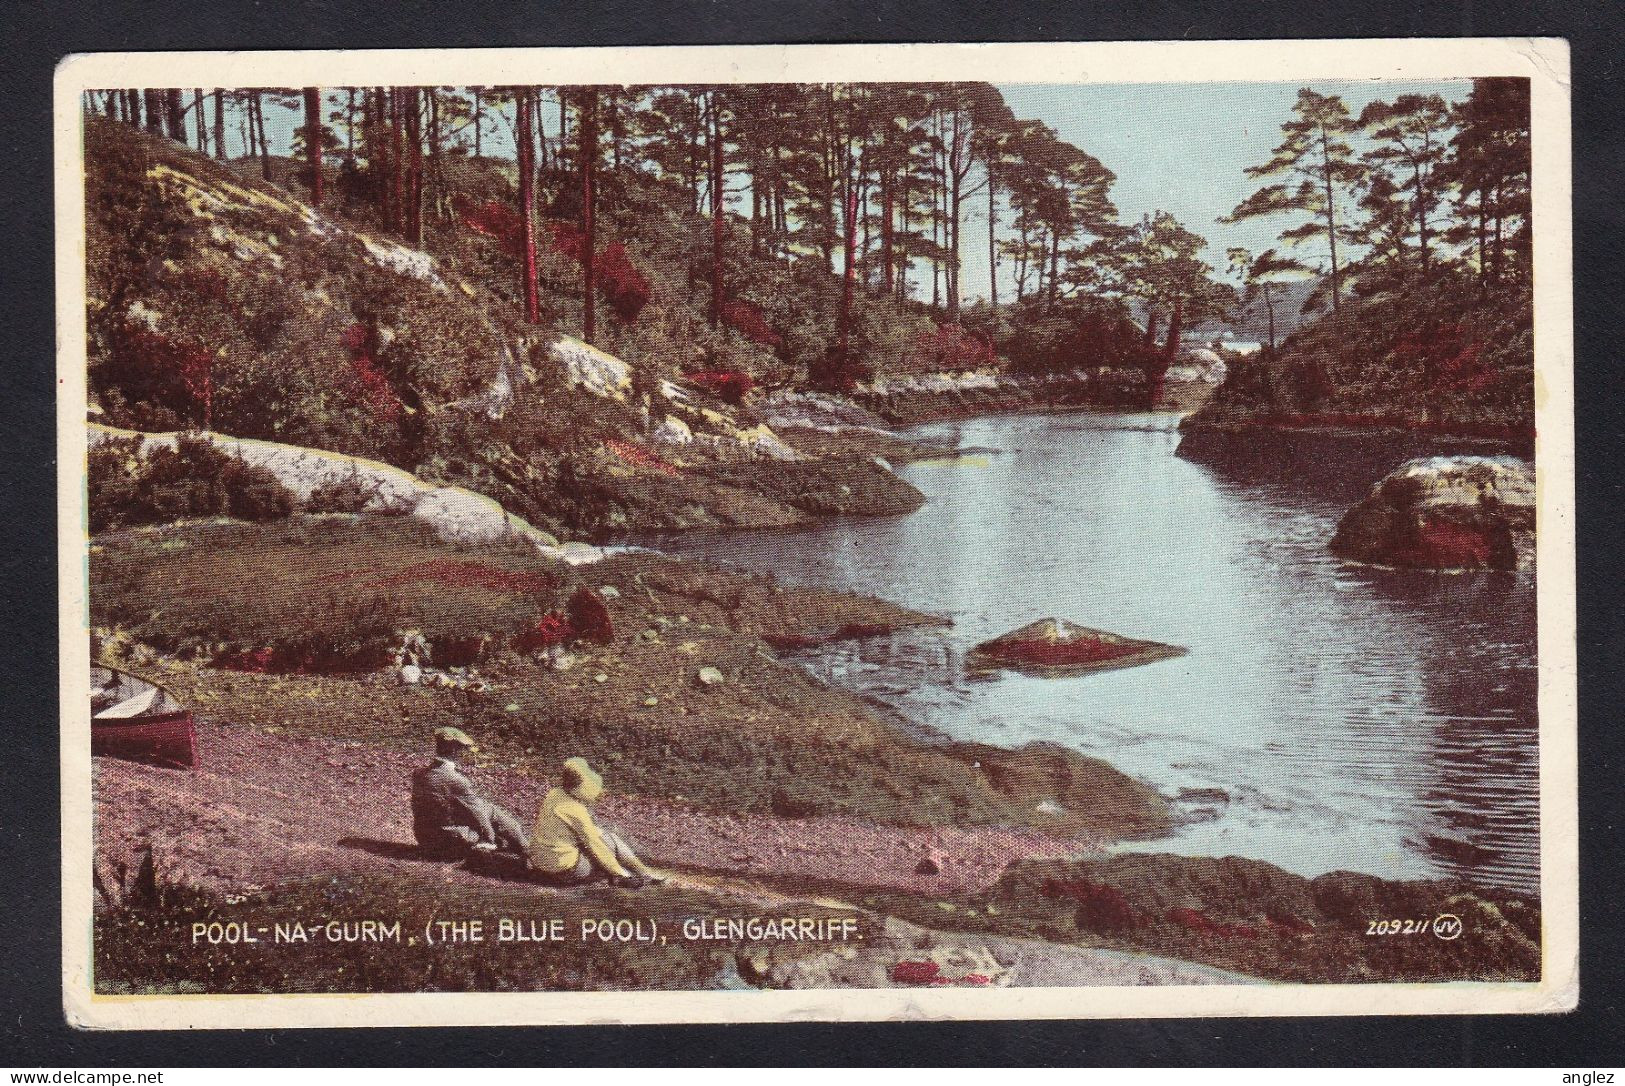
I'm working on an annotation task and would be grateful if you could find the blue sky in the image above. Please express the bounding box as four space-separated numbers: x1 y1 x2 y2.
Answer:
970 79 1473 301
232 79 1472 302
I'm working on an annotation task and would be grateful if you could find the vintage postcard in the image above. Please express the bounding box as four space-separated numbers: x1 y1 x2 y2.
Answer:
56 39 1575 1028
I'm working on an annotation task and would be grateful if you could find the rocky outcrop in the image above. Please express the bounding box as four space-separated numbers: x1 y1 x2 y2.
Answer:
1330 455 1535 571
87 423 608 565
987 852 1541 983
968 618 1186 676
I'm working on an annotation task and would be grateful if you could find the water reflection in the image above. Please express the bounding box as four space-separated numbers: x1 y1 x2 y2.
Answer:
654 411 1540 893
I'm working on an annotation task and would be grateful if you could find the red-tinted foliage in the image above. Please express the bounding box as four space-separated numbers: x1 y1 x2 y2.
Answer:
984 637 1139 668
1395 323 1490 393
604 438 681 477
682 369 756 405
1166 907 1259 940
908 323 998 373
566 587 615 645
109 323 215 428
761 632 820 652
1267 915 1317 936
1042 878 1141 932
1257 413 1535 443
1394 517 1496 569
215 647 275 673
596 241 651 322
890 960 941 985
456 204 651 321
719 299 783 349
548 222 650 322
514 611 576 653
458 198 525 255
212 642 384 675
341 321 400 423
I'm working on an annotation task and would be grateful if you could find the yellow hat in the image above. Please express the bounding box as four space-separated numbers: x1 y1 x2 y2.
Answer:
434 726 478 752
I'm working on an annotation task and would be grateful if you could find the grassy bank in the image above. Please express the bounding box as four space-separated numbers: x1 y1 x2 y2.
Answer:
93 515 1172 839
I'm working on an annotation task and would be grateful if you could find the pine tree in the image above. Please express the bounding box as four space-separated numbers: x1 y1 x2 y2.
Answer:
1359 94 1451 273
1226 247 1312 351
303 88 325 206
1225 88 1363 312
515 87 541 324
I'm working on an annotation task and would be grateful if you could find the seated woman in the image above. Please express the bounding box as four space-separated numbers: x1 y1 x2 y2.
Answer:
528 757 665 887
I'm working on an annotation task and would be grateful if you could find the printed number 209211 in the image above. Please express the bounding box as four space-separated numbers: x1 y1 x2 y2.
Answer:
1367 919 1433 936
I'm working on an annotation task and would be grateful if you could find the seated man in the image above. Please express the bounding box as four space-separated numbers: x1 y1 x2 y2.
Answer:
410 727 528 859
528 757 665 888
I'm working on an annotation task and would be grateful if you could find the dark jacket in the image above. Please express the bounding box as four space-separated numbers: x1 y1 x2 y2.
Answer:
411 757 501 855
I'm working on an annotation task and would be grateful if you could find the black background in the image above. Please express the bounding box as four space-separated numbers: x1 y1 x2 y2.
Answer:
3 0 1620 1066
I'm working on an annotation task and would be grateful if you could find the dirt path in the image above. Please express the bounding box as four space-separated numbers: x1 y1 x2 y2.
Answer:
93 719 1103 901
94 721 1264 987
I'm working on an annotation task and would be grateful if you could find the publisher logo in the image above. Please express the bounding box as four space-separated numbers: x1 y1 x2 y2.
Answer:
1431 913 1463 940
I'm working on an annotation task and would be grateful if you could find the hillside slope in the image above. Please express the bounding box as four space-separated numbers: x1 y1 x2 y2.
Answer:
1183 272 1534 445
83 117 923 540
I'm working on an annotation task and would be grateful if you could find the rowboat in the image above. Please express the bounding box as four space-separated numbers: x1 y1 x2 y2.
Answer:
90 665 198 769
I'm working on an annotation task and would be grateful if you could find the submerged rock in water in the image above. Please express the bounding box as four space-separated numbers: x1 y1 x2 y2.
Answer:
968 618 1186 676
1330 455 1534 571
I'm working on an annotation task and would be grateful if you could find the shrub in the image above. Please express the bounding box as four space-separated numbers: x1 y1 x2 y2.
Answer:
682 369 755 405
88 435 295 532
718 299 783 350
905 323 998 374
305 470 410 516
546 221 652 323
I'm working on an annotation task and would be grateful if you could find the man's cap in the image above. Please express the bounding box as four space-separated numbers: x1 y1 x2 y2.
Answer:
434 726 478 751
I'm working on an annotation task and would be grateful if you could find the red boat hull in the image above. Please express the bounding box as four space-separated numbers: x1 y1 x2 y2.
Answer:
91 709 198 770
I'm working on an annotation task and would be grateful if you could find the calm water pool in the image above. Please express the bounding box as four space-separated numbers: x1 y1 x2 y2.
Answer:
654 411 1539 893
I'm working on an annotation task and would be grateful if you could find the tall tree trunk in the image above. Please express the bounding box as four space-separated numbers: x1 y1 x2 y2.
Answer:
212 90 226 159
404 88 423 245
1476 197 1488 285
1163 296 1183 358
1264 287 1277 351
986 161 998 312
253 93 271 181
303 87 324 207
472 88 482 157
836 184 858 381
580 90 598 344
947 168 961 320
389 89 405 233
1150 296 1182 407
428 90 444 218
1319 127 1340 312
880 173 894 294
750 180 761 259
515 89 540 324
143 90 164 136
1491 180 1504 284
165 89 186 141
532 94 546 172
369 89 391 221
193 90 206 152
344 88 357 161
126 90 141 129
1046 229 1060 311
709 92 725 327
1413 163 1430 272
897 201 910 300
